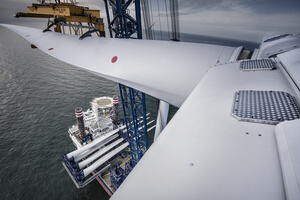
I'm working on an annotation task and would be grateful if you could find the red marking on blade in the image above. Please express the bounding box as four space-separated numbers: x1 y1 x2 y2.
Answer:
48 48 54 50
111 56 118 63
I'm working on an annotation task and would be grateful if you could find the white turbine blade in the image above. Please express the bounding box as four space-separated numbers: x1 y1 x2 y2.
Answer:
83 142 129 177
66 128 119 160
78 138 124 169
74 134 119 162
0 24 236 107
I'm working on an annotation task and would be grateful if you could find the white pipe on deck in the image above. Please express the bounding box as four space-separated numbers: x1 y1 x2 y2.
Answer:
78 138 124 169
74 134 119 162
83 142 129 177
66 128 120 159
154 100 169 141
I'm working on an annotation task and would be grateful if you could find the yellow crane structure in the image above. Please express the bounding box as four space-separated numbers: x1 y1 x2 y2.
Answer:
15 1 105 37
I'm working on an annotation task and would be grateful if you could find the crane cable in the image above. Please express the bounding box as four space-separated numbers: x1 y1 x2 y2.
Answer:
149 0 155 40
157 0 163 40
164 0 171 40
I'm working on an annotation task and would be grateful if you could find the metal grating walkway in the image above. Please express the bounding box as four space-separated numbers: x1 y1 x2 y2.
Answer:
232 90 300 125
240 59 276 71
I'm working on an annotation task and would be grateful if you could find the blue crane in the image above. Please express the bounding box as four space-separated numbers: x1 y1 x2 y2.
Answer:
103 0 148 167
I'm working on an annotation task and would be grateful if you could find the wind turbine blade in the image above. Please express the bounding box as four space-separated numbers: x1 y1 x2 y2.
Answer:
0 24 235 107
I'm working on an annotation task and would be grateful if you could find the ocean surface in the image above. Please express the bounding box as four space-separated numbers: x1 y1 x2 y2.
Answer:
0 26 258 200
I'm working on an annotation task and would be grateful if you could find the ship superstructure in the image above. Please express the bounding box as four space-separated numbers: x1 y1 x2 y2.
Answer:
69 96 117 147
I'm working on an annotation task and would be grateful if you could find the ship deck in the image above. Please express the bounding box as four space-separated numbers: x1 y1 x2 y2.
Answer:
96 148 132 196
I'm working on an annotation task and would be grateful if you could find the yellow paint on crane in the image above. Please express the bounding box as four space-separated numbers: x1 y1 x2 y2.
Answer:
16 2 105 36
27 3 83 16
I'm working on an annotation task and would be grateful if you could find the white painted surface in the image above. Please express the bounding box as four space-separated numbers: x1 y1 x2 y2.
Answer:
0 24 235 107
261 33 291 44
251 48 259 59
111 61 295 200
275 120 300 200
278 48 300 90
257 33 300 58
229 46 243 62
154 100 169 141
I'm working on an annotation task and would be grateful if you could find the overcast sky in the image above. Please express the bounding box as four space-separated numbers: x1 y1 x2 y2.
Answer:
1 0 300 42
